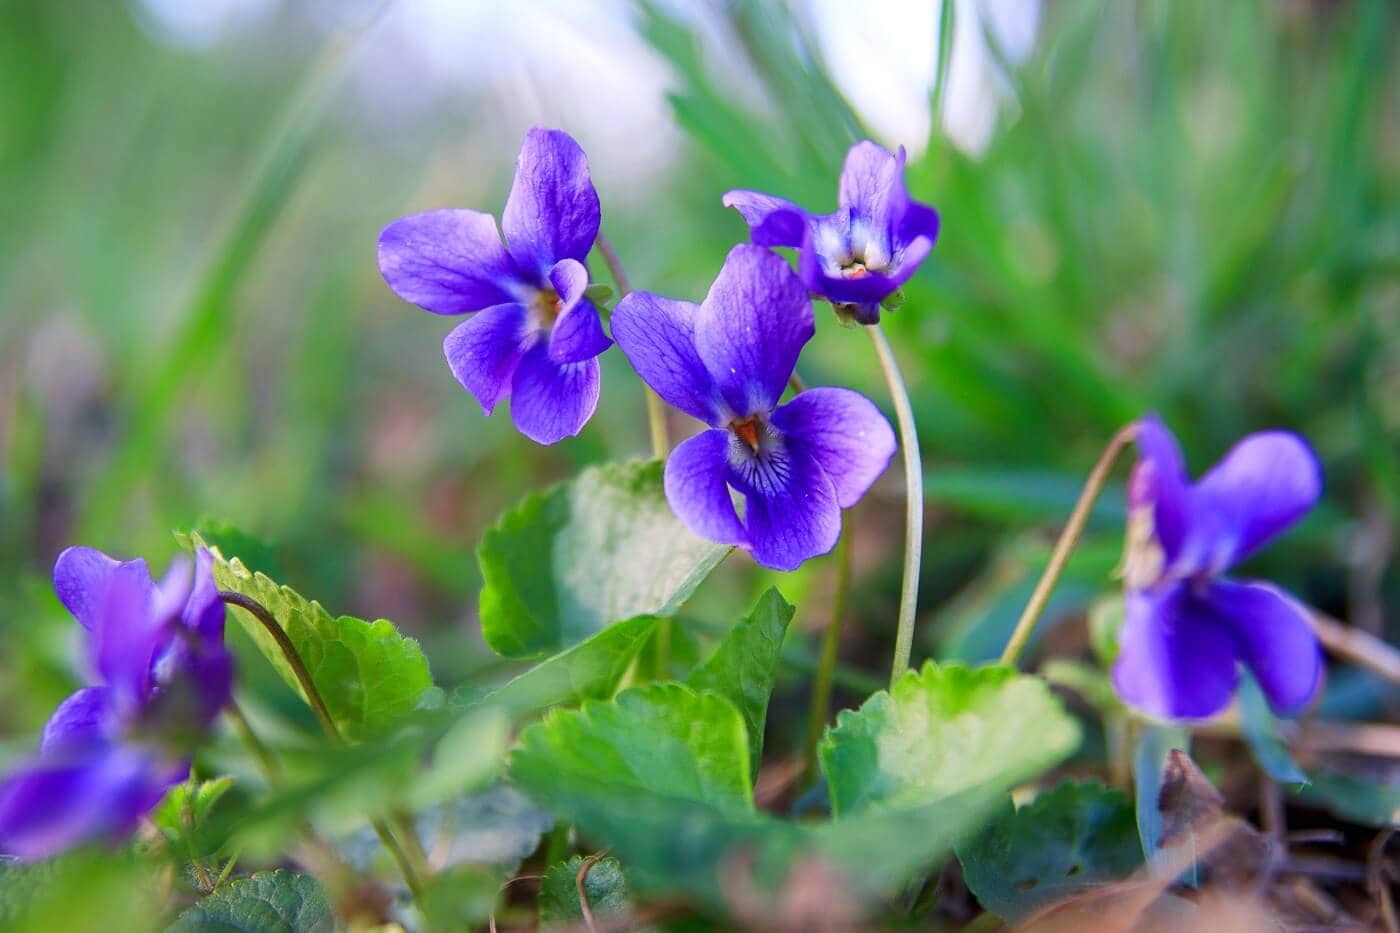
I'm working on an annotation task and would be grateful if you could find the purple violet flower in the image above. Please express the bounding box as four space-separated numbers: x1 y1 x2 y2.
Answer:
377 127 610 444
0 547 232 860
1112 415 1324 721
611 244 896 571
723 140 940 325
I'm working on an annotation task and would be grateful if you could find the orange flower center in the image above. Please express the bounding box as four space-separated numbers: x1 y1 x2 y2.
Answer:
731 416 762 453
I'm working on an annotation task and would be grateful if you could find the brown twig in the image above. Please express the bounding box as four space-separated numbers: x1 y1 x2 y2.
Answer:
1000 421 1140 667
1282 854 1370 882
1190 713 1400 760
1260 773 1285 841
1369 830 1398 933
1310 611 1400 685
575 852 607 933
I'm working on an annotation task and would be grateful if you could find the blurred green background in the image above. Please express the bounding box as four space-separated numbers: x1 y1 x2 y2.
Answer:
1 0 1396 750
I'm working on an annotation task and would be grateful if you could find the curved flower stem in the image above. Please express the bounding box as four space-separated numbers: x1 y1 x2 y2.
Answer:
998 421 1141 668
596 232 669 461
867 324 924 688
218 590 429 901
805 516 853 776
220 591 340 739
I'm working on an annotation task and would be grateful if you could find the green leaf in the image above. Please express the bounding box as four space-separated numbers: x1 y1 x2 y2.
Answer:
167 871 332 932
1298 770 1400 828
510 678 1006 910
1041 658 1122 716
539 855 631 925
406 707 510 810
685 588 795 775
583 282 614 305
819 662 1081 816
1133 725 1190 860
418 865 501 930
0 852 155 933
1237 674 1308 787
474 615 660 716
1087 594 1125 666
153 776 236 848
513 683 753 816
478 460 729 658
923 469 1127 527
957 781 1142 919
195 533 433 740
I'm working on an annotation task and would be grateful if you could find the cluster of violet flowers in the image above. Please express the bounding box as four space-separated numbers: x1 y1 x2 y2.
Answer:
377 125 1326 719
0 127 1328 864
0 548 231 859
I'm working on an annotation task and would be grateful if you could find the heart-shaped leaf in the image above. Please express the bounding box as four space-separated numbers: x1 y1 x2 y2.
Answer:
819 662 1081 816
514 683 753 816
510 676 1007 911
196 534 433 740
479 460 729 658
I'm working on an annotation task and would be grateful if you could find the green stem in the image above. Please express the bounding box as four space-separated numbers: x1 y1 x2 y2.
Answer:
930 0 956 131
596 232 674 678
225 700 281 785
595 232 668 461
868 324 924 687
654 616 673 681
218 591 429 901
213 851 240 891
998 422 1140 667
805 516 853 776
220 591 340 740
223 703 362 907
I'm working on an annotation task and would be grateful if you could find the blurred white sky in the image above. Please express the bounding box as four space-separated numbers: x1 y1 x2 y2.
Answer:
132 0 1040 177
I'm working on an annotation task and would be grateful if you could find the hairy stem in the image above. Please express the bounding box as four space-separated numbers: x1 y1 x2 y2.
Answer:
868 324 924 687
220 591 340 740
999 422 1140 667
805 517 853 775
218 590 428 900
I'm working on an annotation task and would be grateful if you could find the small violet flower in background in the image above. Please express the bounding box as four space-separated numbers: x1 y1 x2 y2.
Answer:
378 127 610 444
0 547 232 860
723 140 939 325
612 244 896 571
1113 415 1324 721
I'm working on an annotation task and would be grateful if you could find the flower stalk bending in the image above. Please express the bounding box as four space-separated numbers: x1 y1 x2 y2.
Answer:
219 590 429 900
999 422 1140 668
